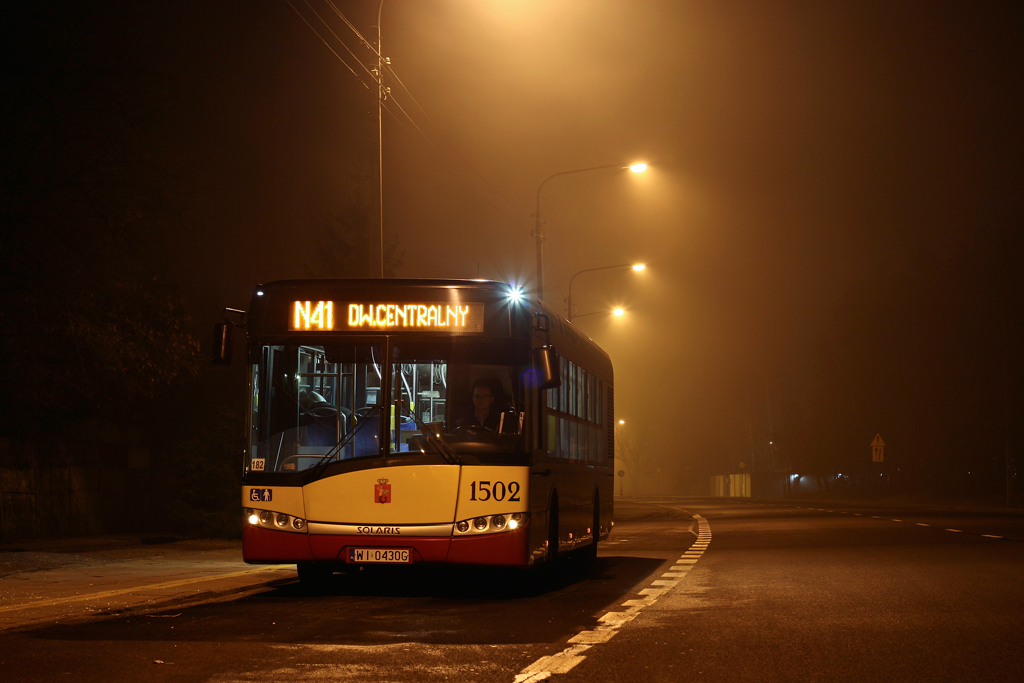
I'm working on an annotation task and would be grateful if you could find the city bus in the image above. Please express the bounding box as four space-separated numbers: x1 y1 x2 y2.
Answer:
215 279 614 584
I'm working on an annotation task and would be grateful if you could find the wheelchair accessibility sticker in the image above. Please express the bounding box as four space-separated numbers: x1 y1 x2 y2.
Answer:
250 488 272 502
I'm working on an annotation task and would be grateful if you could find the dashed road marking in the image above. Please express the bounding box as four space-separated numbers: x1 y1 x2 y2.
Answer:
514 513 712 682
917 523 930 526
982 534 1003 539
946 529 963 533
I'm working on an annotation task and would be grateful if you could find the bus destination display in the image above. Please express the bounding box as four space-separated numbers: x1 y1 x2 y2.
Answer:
289 300 485 333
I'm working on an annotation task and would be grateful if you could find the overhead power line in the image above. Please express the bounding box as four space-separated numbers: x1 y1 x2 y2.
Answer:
282 0 533 229
283 0 366 87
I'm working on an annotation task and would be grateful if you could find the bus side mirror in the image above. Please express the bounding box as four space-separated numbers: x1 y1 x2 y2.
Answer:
532 346 560 390
213 321 234 365
213 307 247 366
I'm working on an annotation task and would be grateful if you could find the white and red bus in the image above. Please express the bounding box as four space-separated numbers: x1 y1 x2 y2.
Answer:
217 279 614 585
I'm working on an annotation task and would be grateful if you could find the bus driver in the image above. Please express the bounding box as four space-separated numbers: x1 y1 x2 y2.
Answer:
458 378 502 431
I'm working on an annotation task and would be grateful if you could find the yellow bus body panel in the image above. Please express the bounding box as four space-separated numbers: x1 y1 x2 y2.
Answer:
241 486 305 518
303 465 461 525
455 466 530 520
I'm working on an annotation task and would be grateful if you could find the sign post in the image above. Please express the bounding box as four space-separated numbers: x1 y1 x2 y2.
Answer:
871 434 885 463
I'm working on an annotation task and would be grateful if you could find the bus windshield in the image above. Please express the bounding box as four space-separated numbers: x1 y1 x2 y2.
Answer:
250 341 526 473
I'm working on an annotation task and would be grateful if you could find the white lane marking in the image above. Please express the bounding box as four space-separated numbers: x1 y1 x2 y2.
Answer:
853 513 862 516
621 598 655 607
892 519 903 522
982 535 1003 539
946 529 963 533
917 523 930 526
871 516 881 519
514 513 712 682
569 630 616 644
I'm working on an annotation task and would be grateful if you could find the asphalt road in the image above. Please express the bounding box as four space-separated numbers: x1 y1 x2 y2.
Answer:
2 498 1023 682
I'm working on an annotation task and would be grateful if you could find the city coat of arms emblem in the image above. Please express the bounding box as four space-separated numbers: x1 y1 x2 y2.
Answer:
374 478 392 504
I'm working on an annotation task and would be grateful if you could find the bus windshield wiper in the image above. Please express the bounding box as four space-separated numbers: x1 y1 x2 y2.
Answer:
395 400 461 465
308 405 382 479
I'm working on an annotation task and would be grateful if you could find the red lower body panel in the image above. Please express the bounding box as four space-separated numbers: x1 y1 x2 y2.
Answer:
243 523 314 563
448 525 529 565
244 522 530 566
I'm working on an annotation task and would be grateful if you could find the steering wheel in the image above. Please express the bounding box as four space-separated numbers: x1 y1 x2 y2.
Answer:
453 425 496 436
304 403 338 419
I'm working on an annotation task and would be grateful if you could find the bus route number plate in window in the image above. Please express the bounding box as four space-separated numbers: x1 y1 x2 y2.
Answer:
348 548 412 564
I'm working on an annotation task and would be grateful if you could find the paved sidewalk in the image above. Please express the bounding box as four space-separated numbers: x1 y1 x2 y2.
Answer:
0 535 294 632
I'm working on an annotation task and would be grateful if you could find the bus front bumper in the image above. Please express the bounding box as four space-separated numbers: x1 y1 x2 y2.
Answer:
243 522 530 566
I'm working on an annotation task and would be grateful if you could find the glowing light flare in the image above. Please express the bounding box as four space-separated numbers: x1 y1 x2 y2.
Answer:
248 513 259 525
612 308 625 317
632 263 646 271
508 286 524 303
628 163 648 173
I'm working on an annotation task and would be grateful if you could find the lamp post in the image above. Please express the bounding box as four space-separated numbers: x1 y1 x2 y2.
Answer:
567 263 645 321
533 162 647 301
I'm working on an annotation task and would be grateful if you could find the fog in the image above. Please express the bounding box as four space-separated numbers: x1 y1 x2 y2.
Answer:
3 1 1022 500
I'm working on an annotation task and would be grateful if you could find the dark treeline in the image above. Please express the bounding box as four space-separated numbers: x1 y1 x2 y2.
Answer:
0 3 393 538
0 2 233 536
782 223 1024 500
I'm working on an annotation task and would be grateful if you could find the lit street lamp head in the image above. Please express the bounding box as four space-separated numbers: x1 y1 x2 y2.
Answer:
628 163 648 173
613 308 625 317
632 263 646 271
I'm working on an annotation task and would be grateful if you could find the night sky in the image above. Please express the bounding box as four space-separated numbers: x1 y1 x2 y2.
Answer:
4 1 1023 496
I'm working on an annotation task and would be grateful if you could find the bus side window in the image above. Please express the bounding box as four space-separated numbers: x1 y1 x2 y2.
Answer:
547 414 558 457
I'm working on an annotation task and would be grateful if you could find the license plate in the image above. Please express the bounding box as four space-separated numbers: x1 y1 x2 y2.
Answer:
348 548 412 564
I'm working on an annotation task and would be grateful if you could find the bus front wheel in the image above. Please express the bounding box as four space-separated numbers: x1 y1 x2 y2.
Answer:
582 492 600 562
547 497 559 567
297 562 334 589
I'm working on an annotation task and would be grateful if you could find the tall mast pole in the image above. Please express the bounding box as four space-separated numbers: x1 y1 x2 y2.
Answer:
376 1 385 278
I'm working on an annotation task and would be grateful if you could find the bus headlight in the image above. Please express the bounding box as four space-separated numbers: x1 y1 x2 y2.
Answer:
246 509 307 533
454 512 528 535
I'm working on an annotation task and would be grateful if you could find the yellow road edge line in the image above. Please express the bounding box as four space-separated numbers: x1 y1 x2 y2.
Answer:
0 565 290 614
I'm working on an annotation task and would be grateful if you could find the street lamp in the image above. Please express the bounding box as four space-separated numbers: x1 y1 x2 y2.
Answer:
567 263 646 321
533 162 647 301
